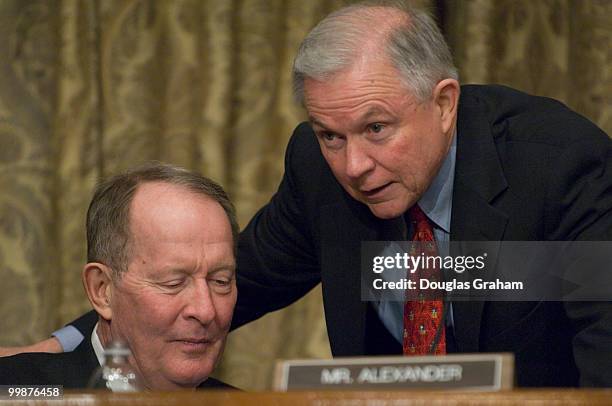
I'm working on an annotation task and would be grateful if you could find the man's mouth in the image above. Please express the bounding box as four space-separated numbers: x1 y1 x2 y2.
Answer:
361 182 392 198
174 338 214 353
176 338 212 346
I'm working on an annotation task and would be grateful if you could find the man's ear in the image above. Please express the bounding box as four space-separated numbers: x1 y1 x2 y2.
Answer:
433 78 460 135
82 263 114 321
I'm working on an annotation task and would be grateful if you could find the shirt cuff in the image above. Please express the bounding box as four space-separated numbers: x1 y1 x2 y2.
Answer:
51 325 84 352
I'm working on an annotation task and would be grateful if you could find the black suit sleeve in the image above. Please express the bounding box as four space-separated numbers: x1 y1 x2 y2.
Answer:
559 135 612 387
66 310 98 337
231 123 322 329
544 117 612 386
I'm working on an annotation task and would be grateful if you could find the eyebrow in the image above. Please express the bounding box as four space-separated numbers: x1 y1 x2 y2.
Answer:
361 106 389 121
208 266 236 276
156 262 236 275
309 106 392 131
309 117 328 130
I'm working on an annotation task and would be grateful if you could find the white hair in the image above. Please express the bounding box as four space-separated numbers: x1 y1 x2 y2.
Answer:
292 0 458 103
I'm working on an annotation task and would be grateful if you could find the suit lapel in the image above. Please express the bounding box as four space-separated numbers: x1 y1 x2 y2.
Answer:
450 89 509 352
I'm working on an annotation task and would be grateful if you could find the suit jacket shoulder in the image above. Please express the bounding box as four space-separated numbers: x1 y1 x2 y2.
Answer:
455 84 612 241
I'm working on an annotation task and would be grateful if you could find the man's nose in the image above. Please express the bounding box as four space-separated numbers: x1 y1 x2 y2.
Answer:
184 281 216 325
345 139 375 180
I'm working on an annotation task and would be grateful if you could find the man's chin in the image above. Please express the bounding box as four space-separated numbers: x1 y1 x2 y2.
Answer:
168 371 213 390
366 200 409 220
162 359 216 389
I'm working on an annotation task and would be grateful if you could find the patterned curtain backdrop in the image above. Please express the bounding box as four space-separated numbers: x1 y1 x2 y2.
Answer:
0 0 609 390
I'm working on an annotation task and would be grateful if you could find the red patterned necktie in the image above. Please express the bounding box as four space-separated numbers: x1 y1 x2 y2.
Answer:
403 204 446 355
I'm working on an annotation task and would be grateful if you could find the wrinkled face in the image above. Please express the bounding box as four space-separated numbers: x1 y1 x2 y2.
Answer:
304 57 455 219
109 182 236 390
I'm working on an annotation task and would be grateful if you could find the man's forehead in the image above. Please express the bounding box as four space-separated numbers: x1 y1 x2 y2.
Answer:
308 104 393 128
130 182 212 217
128 182 231 243
303 68 415 125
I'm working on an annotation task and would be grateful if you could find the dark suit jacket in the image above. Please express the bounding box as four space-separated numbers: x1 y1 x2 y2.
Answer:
0 324 232 390
233 85 612 387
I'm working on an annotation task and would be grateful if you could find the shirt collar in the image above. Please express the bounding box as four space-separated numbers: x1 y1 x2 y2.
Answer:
417 130 456 233
91 322 104 367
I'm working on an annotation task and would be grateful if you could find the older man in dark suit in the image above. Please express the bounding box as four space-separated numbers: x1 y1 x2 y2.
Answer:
0 164 237 390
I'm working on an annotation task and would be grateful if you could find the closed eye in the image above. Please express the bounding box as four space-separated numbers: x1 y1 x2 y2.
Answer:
211 278 230 286
160 280 185 289
208 276 234 294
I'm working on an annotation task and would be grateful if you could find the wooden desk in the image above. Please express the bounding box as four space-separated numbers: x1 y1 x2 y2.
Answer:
15 389 612 405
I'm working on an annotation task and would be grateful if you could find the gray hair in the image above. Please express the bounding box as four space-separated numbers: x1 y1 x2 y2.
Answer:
292 0 458 103
86 162 239 277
